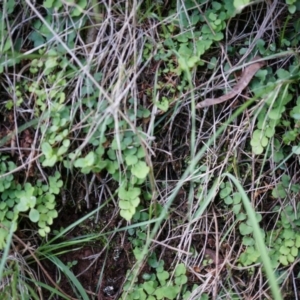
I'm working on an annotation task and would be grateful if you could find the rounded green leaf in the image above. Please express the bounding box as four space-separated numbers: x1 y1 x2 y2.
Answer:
142 273 152 280
283 228 294 239
28 196 36 208
220 186 232 198
175 274 187 285
285 239 294 247
49 210 58 218
242 236 254 246
38 220 46 228
127 187 141 200
234 0 250 10
45 56 58 70
265 127 275 138
57 145 68 156
292 145 300 155
119 199 130 209
29 208 40 222
239 222 253 235
212 32 224 41
157 270 169 285
74 158 85 168
224 196 233 205
156 97 169 112
252 143 264 155
46 202 55 210
5 211 14 220
291 246 298 257
42 155 58 167
129 197 140 208
232 204 242 215
120 209 133 221
84 151 95 166
288 4 296 14
279 245 289 255
233 193 242 204
137 147 146 159
187 56 199 68
41 142 53 157
287 253 295 263
125 154 138 166
16 200 28 212
131 161 149 179
269 107 285 120
272 185 287 199
236 212 246 221
175 263 186 276
38 228 46 237
260 136 269 147
143 281 156 295
279 255 288 266
47 216 53 225
43 0 55 9
44 226 50 233
252 129 263 140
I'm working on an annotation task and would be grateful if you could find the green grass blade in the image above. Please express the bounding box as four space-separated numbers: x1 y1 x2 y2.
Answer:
46 255 89 300
0 221 15 281
223 173 282 300
25 278 71 300
192 178 221 221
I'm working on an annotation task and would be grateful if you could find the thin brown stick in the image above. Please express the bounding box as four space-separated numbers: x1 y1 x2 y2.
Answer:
197 56 266 108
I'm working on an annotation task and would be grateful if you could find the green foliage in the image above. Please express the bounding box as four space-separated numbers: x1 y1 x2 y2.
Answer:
3 34 151 221
66 260 78 269
4 42 148 222
266 203 300 267
0 256 41 299
121 259 204 300
128 207 154 259
251 86 291 155
69 120 150 221
34 79 151 223
118 183 141 221
0 155 62 248
28 1 86 48
2 0 299 298
285 0 298 14
14 49 71 116
272 174 290 199
251 61 300 156
223 174 300 268
220 181 262 242
0 1 19 74
233 0 251 11
142 0 237 108
125 202 206 298
73 147 107 174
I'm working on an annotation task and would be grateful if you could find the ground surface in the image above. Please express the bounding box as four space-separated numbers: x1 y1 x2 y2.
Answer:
2 1 300 300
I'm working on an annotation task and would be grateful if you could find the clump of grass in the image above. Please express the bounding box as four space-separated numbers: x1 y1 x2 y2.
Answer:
1 0 300 299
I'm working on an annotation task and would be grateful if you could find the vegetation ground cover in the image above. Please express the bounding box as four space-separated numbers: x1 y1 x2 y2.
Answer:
1 0 300 299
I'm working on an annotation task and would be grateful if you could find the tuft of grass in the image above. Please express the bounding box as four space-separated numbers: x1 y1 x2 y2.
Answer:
1 0 300 299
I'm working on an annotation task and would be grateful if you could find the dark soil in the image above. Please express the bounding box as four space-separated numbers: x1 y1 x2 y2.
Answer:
40 201 133 300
